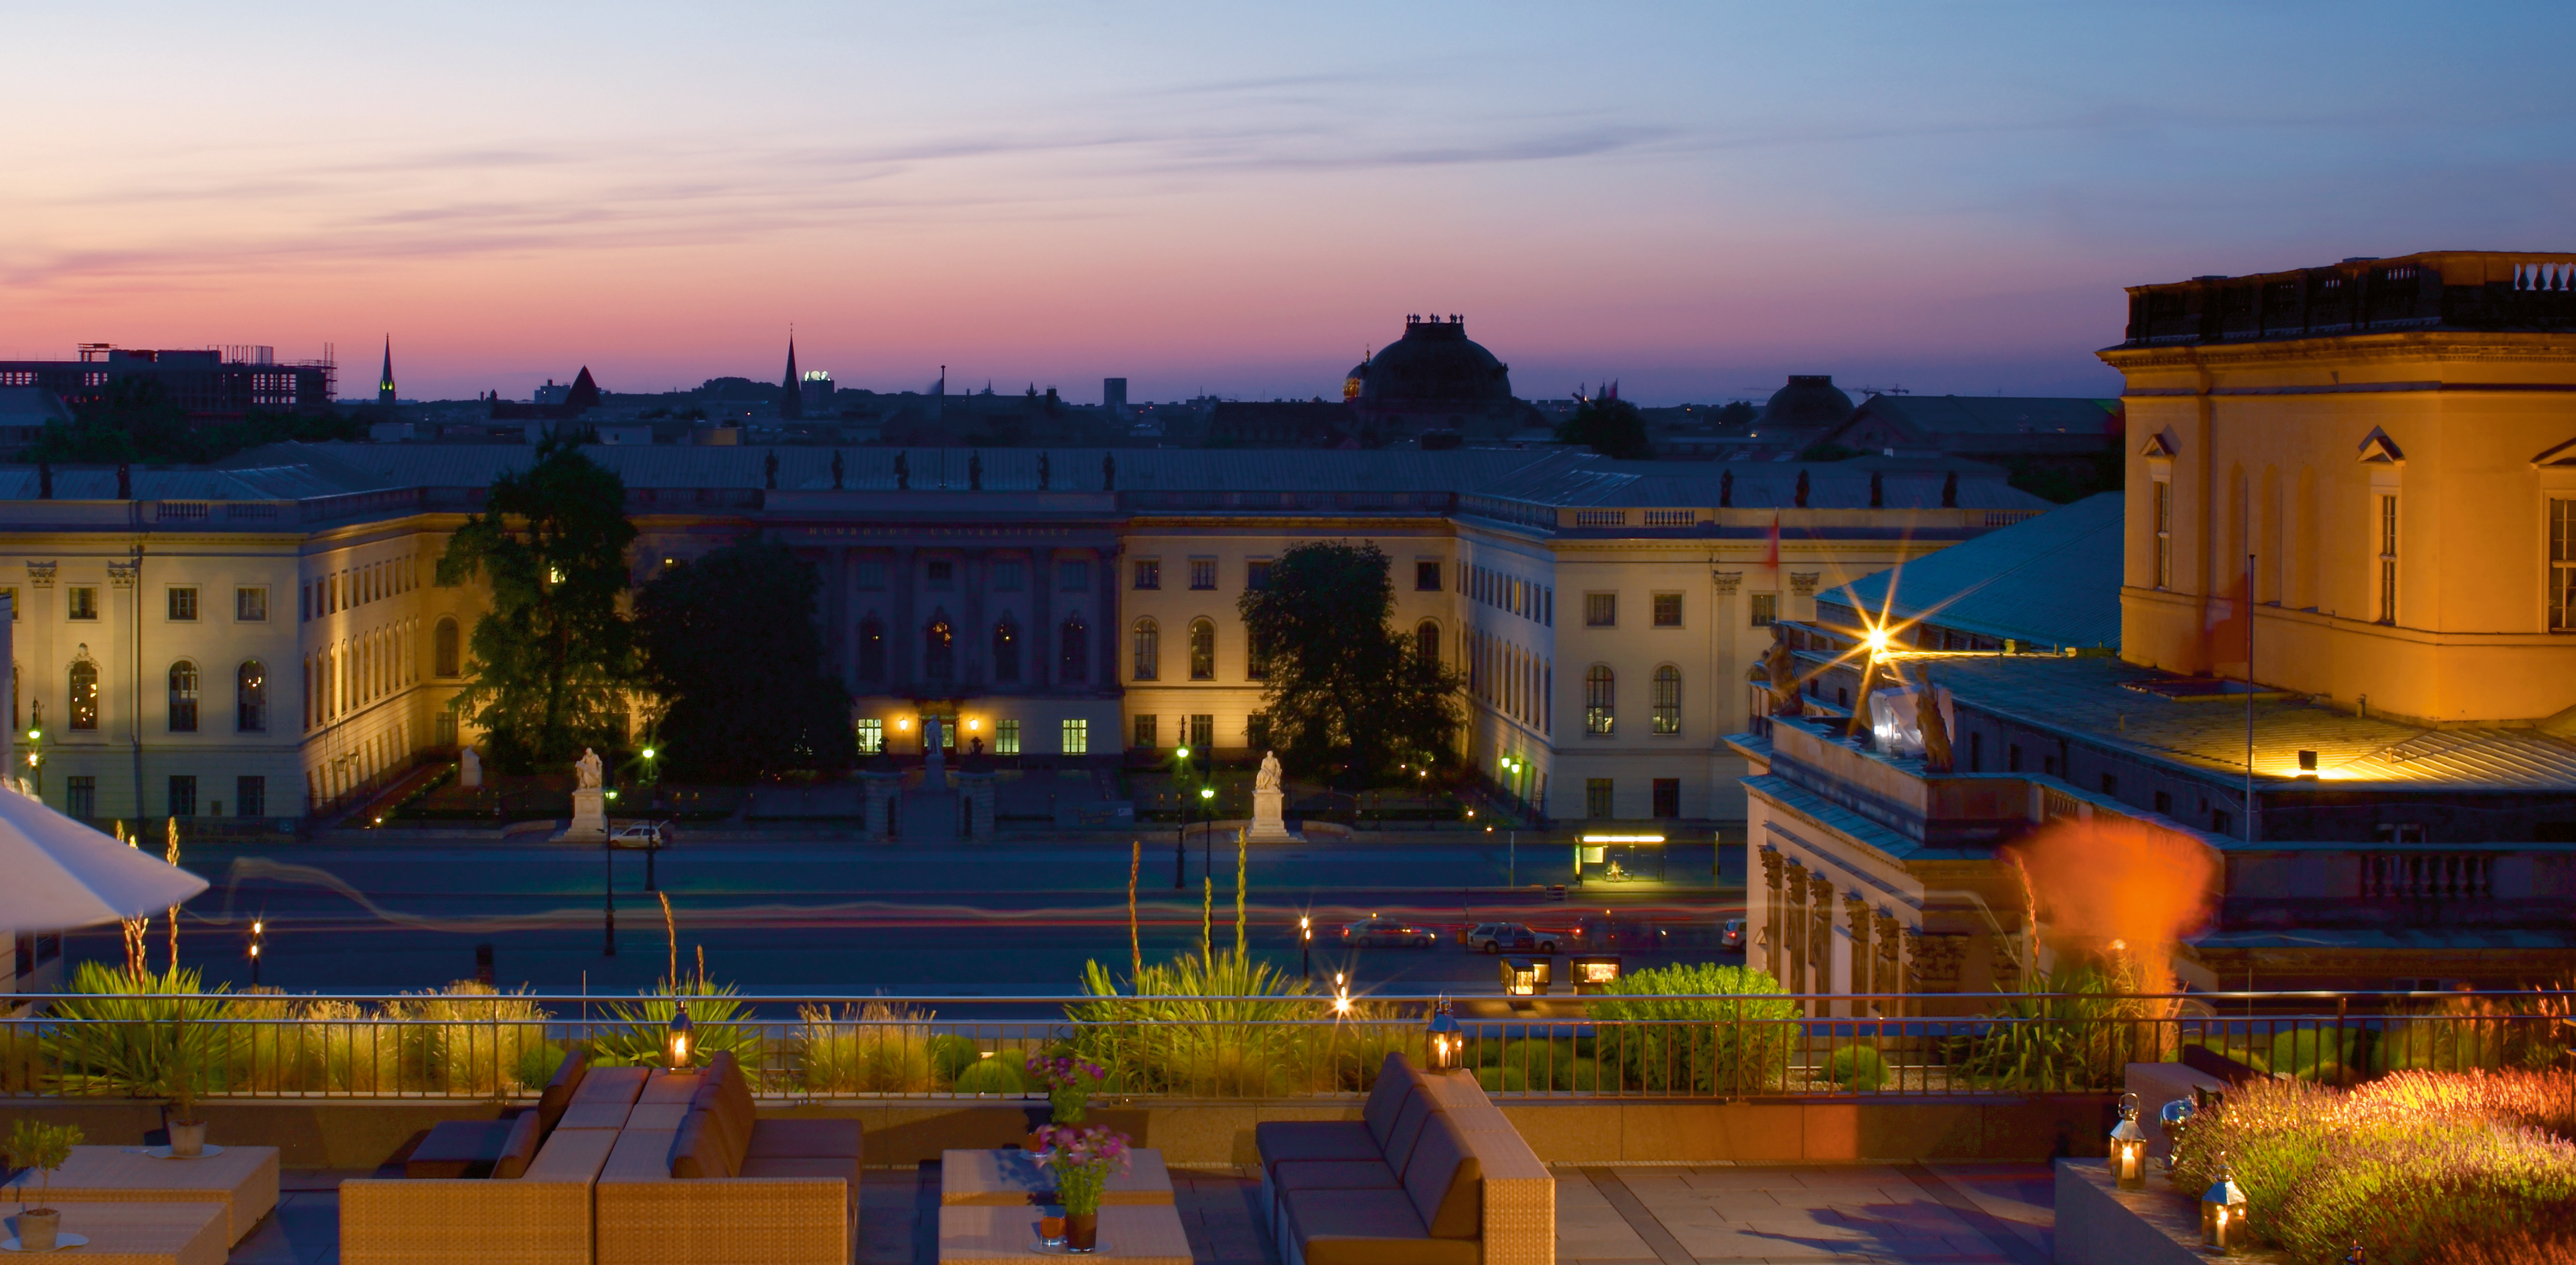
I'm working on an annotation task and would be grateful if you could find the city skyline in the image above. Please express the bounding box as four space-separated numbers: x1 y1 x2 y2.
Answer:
6 2 2571 404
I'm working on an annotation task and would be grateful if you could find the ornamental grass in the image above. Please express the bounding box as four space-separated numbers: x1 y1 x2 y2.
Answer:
2170 1068 2576 1263
1586 962 1799 1094
1069 948 1398 1097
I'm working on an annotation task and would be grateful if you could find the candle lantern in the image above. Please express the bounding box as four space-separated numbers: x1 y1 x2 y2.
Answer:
2158 1098 2197 1172
2108 1093 2148 1190
667 1001 696 1071
1426 997 1464 1070
2200 1155 2250 1254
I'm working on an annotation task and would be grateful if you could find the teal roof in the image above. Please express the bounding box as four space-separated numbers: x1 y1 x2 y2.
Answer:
1821 492 2122 649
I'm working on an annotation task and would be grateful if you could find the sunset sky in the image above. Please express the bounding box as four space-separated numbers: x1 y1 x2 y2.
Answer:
7 2 2570 405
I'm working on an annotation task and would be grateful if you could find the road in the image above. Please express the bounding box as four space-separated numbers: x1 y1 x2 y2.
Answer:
86 834 1746 1003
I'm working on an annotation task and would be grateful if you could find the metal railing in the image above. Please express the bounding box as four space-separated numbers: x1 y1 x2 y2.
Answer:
0 990 2565 1103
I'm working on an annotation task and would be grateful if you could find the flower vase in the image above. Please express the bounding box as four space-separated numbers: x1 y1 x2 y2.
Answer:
1065 1210 1097 1252
169 1120 207 1157
17 1209 60 1251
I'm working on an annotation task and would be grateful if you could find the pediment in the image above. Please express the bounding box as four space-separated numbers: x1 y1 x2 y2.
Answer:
2356 427 2405 465
2532 436 2576 468
2138 431 2179 459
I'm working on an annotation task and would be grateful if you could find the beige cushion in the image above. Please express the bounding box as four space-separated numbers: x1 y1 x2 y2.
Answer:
667 1107 738 1179
1254 1121 1378 1178
739 1154 859 1191
1273 1159 1399 1192
747 1118 863 1162
1362 1055 1419 1148
536 1049 589 1135
492 1112 543 1179
1399 1112 1481 1239
1282 1186 1476 1265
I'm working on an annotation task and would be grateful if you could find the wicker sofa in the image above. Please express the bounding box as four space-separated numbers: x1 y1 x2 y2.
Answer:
340 1051 609 1265
592 1052 860 1265
1255 1053 1553 1265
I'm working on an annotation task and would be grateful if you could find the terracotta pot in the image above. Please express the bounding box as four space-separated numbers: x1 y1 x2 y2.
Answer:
1023 1131 1045 1153
170 1119 208 1157
1065 1210 1097 1252
18 1208 60 1252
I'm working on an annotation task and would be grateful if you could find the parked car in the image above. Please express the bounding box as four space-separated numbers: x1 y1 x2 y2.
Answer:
611 821 675 849
1340 918 1438 948
1721 918 1745 951
1463 922 1559 955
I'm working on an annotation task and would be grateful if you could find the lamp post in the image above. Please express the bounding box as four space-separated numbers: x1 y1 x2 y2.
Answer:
1172 746 1191 890
21 719 42 798
247 918 264 987
1199 784 1216 875
1299 915 1313 979
601 835 616 958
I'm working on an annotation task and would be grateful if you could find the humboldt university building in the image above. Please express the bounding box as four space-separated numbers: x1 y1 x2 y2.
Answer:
0 443 2050 827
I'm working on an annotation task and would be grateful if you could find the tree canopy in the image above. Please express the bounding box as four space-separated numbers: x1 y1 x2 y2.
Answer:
436 434 638 773
634 538 855 780
15 375 365 465
1237 540 1461 785
1554 396 1653 460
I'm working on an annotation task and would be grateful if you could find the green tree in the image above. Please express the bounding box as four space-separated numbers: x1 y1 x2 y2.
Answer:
436 434 638 772
1554 396 1653 459
635 538 856 780
1238 540 1461 785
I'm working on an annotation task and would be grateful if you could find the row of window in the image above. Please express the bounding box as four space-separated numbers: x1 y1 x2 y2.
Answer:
303 557 415 622
305 620 419 731
0 585 269 623
46 659 267 733
855 614 1089 684
1582 777 1683 820
55 774 268 820
1467 627 1550 733
1132 558 1228 591
1131 618 1218 681
1584 664 1684 737
852 717 1082 756
1465 563 1550 625
1133 714 1213 751
856 559 1092 593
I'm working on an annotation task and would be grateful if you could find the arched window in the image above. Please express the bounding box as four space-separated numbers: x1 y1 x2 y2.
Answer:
68 660 97 731
924 614 956 682
1060 616 1090 683
1188 618 1214 680
857 616 886 683
434 617 462 678
1584 665 1614 736
237 660 267 733
992 617 1021 683
1131 618 1160 681
168 661 199 733
1651 665 1681 735
1415 619 1439 665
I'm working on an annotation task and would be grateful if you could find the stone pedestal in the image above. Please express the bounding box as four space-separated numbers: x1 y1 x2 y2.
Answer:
557 787 608 842
954 771 995 839
858 771 902 840
1245 787 1299 842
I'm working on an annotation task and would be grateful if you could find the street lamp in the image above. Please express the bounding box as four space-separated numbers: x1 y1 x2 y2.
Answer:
1298 915 1313 979
602 833 617 958
1199 785 1216 875
247 918 264 987
1172 746 1192 890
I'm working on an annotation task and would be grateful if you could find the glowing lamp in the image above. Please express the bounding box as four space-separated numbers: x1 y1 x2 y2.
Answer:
2200 1157 2249 1254
642 747 657 760
2109 1093 2148 1190
1199 787 1213 800
1298 916 1311 942
1425 998 1464 1070
666 1001 696 1071
2158 1098 2197 1172
1174 746 1190 760
1866 628 1890 654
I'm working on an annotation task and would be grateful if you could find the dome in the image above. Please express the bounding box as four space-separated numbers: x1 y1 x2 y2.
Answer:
1759 375 1854 430
1353 316 1514 409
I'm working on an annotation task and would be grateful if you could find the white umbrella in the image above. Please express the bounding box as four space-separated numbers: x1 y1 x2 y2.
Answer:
0 783 208 933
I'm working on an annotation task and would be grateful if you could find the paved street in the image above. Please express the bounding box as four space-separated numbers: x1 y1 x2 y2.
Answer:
106 834 1742 999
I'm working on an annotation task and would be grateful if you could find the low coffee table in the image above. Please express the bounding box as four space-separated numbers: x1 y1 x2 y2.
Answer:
936 1204 1190 1264
4 1144 279 1245
3 1200 227 1265
941 1147 1173 1206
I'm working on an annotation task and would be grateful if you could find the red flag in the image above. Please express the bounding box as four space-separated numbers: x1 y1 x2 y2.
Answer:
2204 557 2251 678
1765 512 1780 569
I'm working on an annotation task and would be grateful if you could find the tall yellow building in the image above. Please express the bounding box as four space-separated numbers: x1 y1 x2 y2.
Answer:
2102 251 2576 726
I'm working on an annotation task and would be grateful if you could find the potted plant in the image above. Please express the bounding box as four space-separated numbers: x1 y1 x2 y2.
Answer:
6 1119 83 1251
1037 1124 1130 1253
1025 1052 1107 1126
164 1058 206 1157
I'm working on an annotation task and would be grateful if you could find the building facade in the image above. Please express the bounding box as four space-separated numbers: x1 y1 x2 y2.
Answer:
0 443 2052 828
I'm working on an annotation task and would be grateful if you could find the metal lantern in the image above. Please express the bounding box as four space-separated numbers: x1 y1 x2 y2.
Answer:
2109 1093 2149 1190
2200 1156 2250 1254
667 1000 696 1071
2158 1098 2197 1172
1426 997 1464 1071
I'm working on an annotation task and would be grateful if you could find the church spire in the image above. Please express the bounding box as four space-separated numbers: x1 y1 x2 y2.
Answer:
377 336 396 406
779 332 804 421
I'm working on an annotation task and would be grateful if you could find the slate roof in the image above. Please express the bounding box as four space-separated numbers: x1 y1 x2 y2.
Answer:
1819 492 2122 648
1837 394 2120 441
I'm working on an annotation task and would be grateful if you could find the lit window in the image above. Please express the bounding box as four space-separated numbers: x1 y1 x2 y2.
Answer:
167 587 198 621
1749 593 1777 627
924 616 956 681
992 618 1021 682
1651 665 1680 735
996 719 1021 755
168 660 199 733
1060 616 1090 683
1188 618 1214 680
66 587 97 621
237 660 267 732
68 660 98 729
1584 665 1614 736
1061 718 1089 755
1132 618 1159 680
856 719 884 754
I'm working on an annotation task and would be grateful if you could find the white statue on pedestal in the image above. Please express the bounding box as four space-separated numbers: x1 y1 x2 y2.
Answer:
921 716 947 791
1247 750 1297 842
559 747 609 842
1257 750 1282 792
460 746 482 789
575 747 604 789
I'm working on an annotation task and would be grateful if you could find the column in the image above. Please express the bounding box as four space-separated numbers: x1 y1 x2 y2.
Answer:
1030 548 1053 690
1095 544 1118 690
1782 858 1808 997
1875 910 1904 1016
1844 893 1873 998
963 548 988 690
1808 873 1834 1003
1759 849 1785 978
892 546 918 691
831 548 855 692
